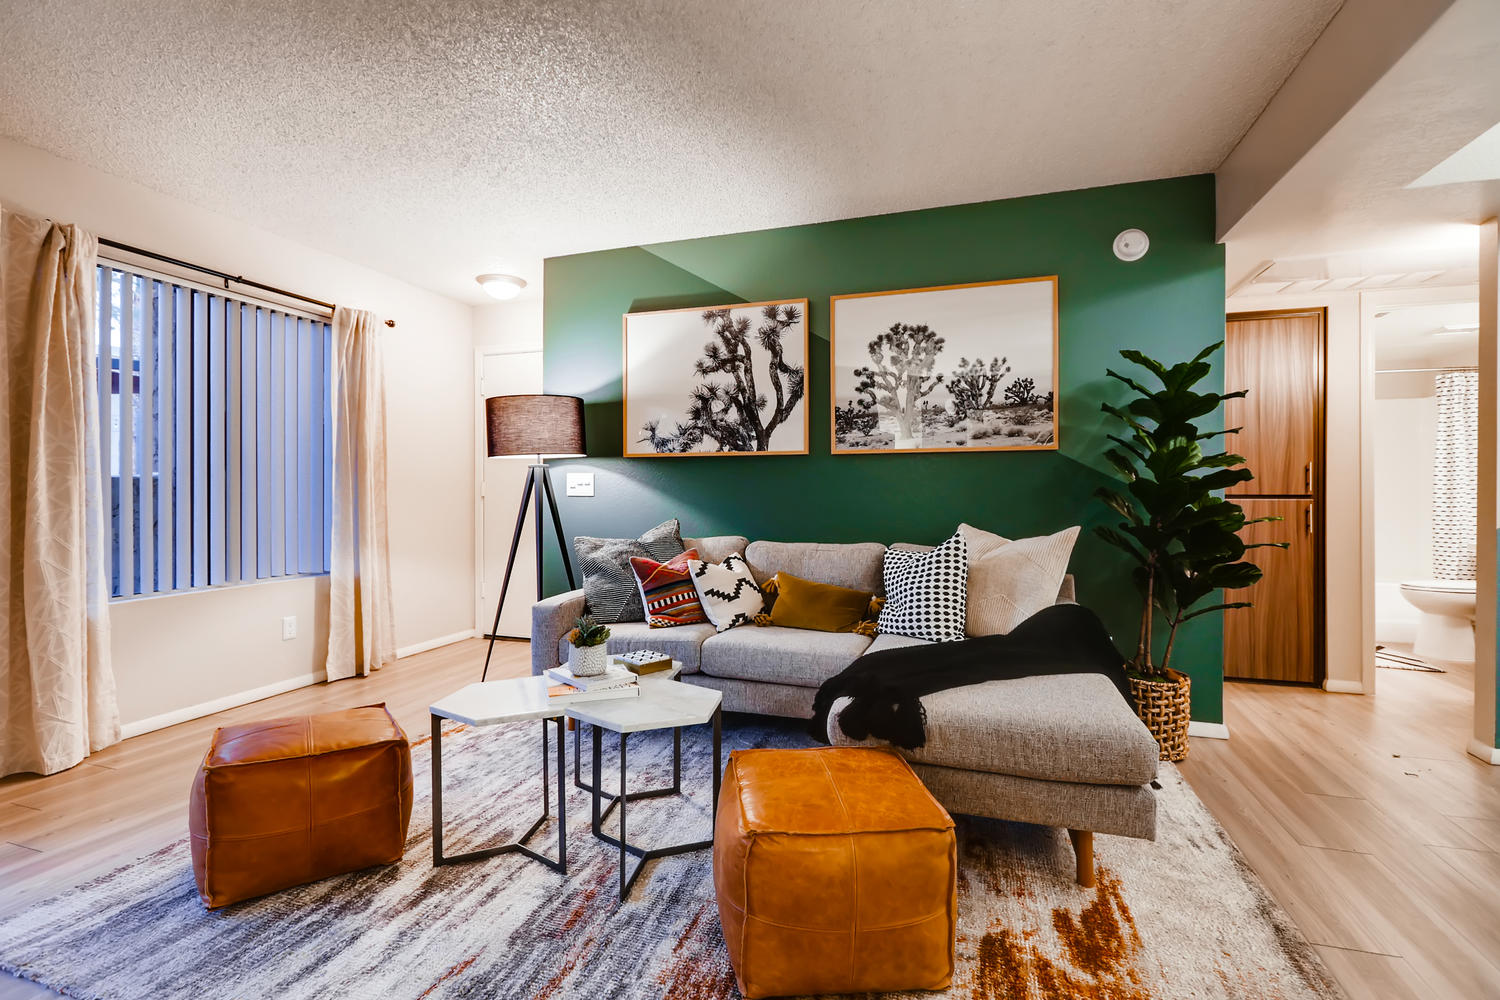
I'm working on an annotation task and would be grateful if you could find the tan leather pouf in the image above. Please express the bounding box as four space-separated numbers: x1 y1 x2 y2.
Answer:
188 703 413 909
714 747 957 998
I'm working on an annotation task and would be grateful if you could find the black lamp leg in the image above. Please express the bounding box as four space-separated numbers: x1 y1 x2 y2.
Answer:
538 466 577 590
482 467 536 682
532 463 545 617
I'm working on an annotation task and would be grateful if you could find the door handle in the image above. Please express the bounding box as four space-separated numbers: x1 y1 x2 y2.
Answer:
1304 461 1313 493
1305 504 1313 535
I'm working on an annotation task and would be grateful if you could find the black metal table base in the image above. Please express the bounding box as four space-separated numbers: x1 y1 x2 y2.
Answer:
431 714 567 874
587 708 722 901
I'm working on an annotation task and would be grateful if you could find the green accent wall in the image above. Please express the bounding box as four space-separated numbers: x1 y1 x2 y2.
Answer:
542 174 1227 723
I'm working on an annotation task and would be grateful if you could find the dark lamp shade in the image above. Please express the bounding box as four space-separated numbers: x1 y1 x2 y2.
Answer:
485 394 586 458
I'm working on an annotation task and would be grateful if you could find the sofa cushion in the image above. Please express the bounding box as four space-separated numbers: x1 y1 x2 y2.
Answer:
959 523 1080 636
827 673 1158 787
556 620 715 673
878 531 968 642
700 626 872 687
744 540 886 595
689 552 766 632
683 534 751 564
629 548 708 627
767 572 876 633
574 519 685 623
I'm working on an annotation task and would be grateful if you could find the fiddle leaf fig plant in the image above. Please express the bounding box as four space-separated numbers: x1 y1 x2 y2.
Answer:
1094 342 1287 678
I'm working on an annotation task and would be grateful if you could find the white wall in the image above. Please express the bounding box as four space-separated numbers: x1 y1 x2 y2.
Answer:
1372 393 1437 583
0 137 477 731
474 293 543 353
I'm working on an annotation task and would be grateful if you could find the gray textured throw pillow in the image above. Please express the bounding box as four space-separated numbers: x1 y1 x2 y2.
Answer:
574 519 685 623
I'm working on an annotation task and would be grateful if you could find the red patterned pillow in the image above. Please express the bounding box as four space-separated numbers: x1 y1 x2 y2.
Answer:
630 548 708 628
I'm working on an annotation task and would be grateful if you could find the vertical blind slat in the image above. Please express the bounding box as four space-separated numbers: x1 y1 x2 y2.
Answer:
158 281 173 592
117 274 137 597
297 318 314 574
323 321 333 573
310 319 325 574
225 302 242 584
241 304 258 580
283 315 300 574
269 312 286 577
257 308 273 578
138 281 157 594
96 269 114 595
174 287 192 590
207 296 226 585
191 291 208 587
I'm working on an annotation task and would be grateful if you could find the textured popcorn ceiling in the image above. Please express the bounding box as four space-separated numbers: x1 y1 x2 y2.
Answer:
1 0 1342 303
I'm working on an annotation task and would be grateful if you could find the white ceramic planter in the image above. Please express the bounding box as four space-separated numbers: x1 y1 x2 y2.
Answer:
568 642 608 677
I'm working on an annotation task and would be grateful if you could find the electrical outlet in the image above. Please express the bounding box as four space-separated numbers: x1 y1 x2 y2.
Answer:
566 472 595 497
281 615 297 641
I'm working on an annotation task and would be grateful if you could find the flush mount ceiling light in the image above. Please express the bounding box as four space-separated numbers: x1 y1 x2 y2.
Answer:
476 273 527 300
1113 229 1149 262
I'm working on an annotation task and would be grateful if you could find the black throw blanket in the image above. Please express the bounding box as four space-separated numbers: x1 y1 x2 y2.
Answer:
810 603 1131 750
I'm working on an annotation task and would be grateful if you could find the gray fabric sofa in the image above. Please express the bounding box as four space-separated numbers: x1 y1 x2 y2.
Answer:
531 534 1158 884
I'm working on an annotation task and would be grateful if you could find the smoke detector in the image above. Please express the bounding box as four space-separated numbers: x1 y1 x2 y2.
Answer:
1113 229 1150 262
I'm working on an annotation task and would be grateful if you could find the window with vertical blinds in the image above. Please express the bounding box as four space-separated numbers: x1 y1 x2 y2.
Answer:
96 262 333 599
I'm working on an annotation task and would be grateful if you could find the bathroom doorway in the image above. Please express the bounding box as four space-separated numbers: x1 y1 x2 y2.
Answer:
1368 291 1480 698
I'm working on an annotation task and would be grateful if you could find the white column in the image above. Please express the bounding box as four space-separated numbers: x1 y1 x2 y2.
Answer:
1472 217 1499 764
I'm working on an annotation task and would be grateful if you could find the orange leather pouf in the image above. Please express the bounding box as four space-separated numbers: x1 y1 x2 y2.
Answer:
714 747 957 998
188 703 413 909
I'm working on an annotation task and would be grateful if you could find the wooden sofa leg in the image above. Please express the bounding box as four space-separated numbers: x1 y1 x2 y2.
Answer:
1068 829 1095 888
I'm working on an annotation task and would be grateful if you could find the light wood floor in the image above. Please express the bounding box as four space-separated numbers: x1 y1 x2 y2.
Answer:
1180 660 1500 1000
3 639 1497 999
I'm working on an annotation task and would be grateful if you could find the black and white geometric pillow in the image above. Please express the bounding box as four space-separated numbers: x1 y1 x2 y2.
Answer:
687 552 765 632
878 531 969 642
574 519 685 624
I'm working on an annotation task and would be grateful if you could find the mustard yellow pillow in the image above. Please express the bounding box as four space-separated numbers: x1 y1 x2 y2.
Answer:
766 572 878 634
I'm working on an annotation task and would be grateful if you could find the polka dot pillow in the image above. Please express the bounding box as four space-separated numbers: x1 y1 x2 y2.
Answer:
878 531 969 642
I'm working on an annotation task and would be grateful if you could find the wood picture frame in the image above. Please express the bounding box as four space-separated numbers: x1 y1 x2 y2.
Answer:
830 276 1059 455
623 298 810 457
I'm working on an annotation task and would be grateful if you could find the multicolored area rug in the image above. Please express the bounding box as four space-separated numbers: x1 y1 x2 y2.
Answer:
0 717 1341 999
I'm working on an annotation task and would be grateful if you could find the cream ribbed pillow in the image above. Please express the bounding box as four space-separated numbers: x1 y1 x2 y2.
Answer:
959 523 1080 636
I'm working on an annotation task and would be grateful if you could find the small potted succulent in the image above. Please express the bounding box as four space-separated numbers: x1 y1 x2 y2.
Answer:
566 615 611 677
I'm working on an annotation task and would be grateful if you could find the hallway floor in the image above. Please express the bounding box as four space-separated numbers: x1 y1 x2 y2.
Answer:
1180 659 1500 999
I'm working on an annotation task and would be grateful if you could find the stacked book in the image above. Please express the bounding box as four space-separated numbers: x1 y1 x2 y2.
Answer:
543 664 642 704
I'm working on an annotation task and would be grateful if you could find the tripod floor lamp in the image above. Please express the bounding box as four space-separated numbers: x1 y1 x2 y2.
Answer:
481 394 585 681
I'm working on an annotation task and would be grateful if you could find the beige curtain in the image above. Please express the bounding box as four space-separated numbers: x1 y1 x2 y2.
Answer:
326 306 396 680
0 207 119 776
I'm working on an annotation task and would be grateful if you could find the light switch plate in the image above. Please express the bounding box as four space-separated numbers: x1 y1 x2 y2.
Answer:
566 472 595 497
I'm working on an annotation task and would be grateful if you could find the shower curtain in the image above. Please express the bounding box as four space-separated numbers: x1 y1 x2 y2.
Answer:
1431 370 1478 580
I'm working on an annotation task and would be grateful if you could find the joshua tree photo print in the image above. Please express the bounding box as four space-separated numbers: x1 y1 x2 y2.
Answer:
624 298 809 456
831 277 1058 453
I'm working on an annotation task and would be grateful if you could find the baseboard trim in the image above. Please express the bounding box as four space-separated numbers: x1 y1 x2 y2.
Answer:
120 671 327 739
1323 678 1366 694
396 629 478 659
1467 739 1500 766
1188 720 1230 740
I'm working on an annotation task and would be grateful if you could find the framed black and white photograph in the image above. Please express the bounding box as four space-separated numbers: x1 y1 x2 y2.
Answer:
623 298 810 457
830 276 1059 454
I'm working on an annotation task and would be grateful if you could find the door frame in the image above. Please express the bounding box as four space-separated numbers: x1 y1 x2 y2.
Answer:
1225 308 1328 686
473 346 545 638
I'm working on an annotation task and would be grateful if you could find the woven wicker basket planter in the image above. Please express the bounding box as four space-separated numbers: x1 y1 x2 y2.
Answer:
1129 668 1191 762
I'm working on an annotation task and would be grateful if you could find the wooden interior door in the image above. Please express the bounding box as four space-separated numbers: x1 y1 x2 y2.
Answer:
1224 313 1322 497
1225 499 1317 683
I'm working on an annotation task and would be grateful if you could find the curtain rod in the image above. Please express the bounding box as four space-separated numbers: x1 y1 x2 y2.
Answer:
97 237 395 328
1375 365 1477 374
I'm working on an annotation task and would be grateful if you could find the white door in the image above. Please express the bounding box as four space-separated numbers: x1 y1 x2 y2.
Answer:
477 350 544 638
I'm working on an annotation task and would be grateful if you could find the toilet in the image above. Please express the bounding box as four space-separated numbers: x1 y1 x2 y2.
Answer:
1398 580 1477 664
